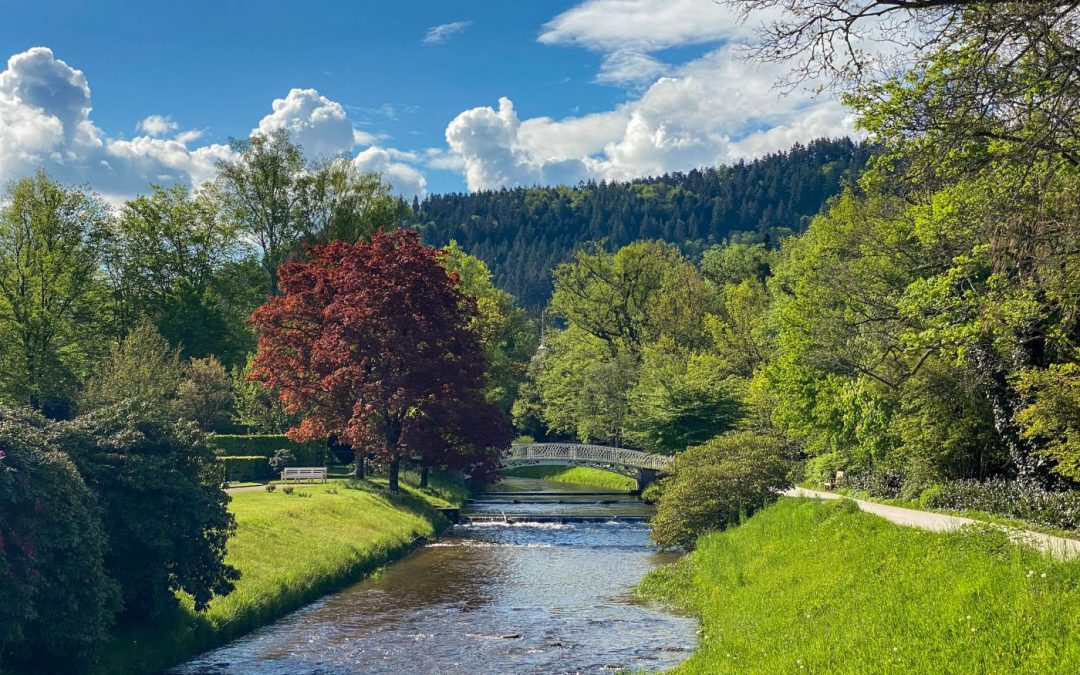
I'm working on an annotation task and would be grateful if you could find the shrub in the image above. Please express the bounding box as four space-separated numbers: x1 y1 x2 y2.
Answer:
268 447 296 473
0 407 119 670
52 402 238 619
921 478 1080 530
265 483 277 493
210 434 328 465
220 455 275 482
651 431 791 549
844 468 906 500
804 452 846 488
282 486 294 495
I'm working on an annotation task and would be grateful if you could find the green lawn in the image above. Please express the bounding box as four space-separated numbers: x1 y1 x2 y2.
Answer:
503 465 638 491
95 479 451 674
640 497 1080 674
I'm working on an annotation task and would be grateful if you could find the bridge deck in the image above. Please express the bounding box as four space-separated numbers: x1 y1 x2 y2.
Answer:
503 443 671 472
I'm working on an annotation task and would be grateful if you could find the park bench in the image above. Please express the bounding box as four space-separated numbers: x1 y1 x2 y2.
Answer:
280 466 327 484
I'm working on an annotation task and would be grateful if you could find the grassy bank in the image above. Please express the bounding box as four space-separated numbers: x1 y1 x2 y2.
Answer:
95 477 460 674
503 465 637 491
641 497 1080 674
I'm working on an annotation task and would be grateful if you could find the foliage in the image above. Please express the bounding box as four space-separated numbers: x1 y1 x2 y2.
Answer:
921 479 1080 531
231 354 298 434
219 455 275 482
267 448 296 473
250 229 512 490
0 406 119 670
0 171 111 417
1016 364 1080 482
627 349 745 454
412 138 870 305
440 241 536 413
175 356 234 432
52 403 238 618
210 434 327 466
80 319 183 413
650 432 791 548
105 183 255 366
640 497 1080 673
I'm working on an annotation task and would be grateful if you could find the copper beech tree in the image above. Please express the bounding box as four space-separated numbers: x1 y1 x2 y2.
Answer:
249 229 512 491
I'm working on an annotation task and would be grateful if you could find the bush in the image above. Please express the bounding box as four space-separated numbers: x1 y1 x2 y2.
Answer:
844 468 906 500
220 455 275 482
921 478 1080 530
52 402 238 619
651 431 791 549
268 448 296 473
211 434 327 465
0 407 119 670
265 483 277 493
804 452 846 488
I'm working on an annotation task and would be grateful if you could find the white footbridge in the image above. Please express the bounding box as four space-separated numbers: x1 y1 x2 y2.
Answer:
503 443 671 489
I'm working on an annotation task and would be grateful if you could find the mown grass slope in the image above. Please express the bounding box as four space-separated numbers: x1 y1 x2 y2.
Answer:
641 497 1080 674
95 480 449 674
503 465 638 491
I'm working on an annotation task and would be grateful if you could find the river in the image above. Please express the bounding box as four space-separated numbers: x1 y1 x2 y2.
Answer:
174 477 697 674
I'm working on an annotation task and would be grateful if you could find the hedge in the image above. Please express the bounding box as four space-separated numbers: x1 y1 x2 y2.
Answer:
219 456 275 483
210 435 328 466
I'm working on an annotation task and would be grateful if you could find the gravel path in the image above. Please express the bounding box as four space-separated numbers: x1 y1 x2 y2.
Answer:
785 487 1080 560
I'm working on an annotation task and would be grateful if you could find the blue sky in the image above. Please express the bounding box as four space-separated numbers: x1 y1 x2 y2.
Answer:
0 0 853 200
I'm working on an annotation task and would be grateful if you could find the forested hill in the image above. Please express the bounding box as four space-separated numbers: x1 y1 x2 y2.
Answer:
408 137 872 306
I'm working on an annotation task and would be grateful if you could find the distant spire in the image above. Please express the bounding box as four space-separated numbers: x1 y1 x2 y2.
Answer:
536 309 549 356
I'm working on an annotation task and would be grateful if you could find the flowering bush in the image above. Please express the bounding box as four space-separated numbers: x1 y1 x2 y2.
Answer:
921 479 1080 530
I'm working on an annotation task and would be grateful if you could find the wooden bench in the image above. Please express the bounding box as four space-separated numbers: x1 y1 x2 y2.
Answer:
280 467 327 484
822 470 845 491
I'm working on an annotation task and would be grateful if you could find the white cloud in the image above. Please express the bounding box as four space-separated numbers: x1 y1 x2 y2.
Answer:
441 46 856 191
423 21 472 45
352 146 427 200
137 114 178 136
539 0 752 51
596 50 670 86
254 88 356 159
0 48 428 201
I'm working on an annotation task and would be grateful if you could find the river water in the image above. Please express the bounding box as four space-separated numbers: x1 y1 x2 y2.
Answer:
174 478 697 674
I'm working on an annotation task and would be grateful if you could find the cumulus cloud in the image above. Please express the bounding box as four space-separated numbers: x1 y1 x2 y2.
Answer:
441 46 855 191
137 114 178 136
423 21 472 45
353 147 427 200
254 88 356 159
0 47 428 201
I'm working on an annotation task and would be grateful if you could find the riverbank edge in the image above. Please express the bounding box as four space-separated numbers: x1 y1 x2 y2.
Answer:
92 477 469 675
637 496 1080 673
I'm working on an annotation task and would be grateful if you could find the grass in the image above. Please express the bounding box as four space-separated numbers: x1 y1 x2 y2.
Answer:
502 465 638 491
640 497 1080 674
94 478 457 674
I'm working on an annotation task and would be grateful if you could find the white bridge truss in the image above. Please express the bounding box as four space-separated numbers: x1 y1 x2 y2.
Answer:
503 443 671 475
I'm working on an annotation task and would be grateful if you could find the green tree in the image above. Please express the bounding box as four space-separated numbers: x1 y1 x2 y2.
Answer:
1016 364 1080 483
80 319 183 412
0 171 110 417
175 356 235 432
441 241 536 413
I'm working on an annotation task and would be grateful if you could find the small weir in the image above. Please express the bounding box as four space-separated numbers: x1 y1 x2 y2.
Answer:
174 477 696 674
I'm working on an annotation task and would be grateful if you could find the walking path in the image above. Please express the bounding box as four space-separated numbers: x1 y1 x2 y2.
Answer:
785 487 1080 560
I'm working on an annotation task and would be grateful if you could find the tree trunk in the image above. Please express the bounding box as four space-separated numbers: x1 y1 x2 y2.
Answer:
353 449 365 479
388 454 400 492
419 463 430 489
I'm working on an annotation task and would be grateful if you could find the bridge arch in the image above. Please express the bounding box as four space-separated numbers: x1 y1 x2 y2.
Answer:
503 443 671 491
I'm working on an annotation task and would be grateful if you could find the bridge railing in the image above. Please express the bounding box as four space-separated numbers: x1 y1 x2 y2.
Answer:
505 443 671 471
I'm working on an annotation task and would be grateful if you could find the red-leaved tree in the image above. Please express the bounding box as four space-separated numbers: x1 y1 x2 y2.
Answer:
249 229 512 491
